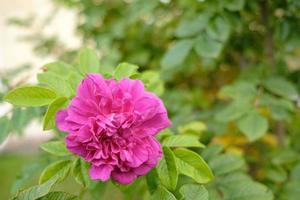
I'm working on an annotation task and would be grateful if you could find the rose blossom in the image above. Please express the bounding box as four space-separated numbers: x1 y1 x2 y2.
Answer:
56 74 171 184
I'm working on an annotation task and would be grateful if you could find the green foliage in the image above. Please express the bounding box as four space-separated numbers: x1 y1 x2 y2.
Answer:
4 86 57 107
40 141 71 157
174 148 213 184
3 0 300 199
156 147 178 191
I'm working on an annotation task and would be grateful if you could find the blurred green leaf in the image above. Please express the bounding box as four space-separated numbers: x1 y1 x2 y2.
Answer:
263 77 298 100
179 184 208 200
77 48 100 73
175 12 212 38
0 116 10 144
37 192 78 200
195 34 223 58
161 40 193 70
222 0 245 11
215 100 252 122
237 111 269 141
209 154 245 176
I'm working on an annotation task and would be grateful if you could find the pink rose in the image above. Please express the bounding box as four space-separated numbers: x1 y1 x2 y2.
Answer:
56 74 171 184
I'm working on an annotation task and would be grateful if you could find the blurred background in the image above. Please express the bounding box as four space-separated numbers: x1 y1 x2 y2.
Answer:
1 0 300 199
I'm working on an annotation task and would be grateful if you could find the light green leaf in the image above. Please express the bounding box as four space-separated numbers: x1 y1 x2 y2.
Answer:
4 86 57 107
140 70 164 96
40 141 71 156
151 186 177 200
215 100 252 122
156 147 178 191
195 34 223 58
114 62 139 80
37 73 73 97
237 112 269 141
38 192 78 200
43 97 68 130
222 0 245 11
42 61 72 76
223 180 273 200
77 48 100 73
161 40 193 70
209 154 245 176
179 184 208 200
264 77 298 100
178 121 207 136
174 148 213 184
219 81 257 100
72 158 91 188
0 116 10 144
11 175 60 200
39 159 71 184
175 12 212 38
162 135 205 148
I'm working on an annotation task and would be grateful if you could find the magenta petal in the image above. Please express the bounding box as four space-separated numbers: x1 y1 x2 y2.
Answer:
111 171 137 184
56 110 69 132
90 164 113 181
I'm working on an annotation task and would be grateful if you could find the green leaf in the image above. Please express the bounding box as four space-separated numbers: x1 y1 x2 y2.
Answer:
263 77 298 100
0 116 10 144
4 86 57 107
146 169 159 194
39 160 71 184
151 186 177 200
72 158 91 188
223 180 273 200
113 62 139 80
207 16 231 42
40 141 71 156
195 34 223 58
179 184 208 200
37 73 73 97
178 121 207 136
162 135 205 148
77 48 100 73
222 0 245 11
37 192 78 200
215 100 252 122
174 148 214 184
237 112 269 141
209 154 245 176
175 12 212 38
11 175 60 200
156 147 178 191
140 70 164 96
161 39 194 70
219 81 257 100
43 97 68 130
